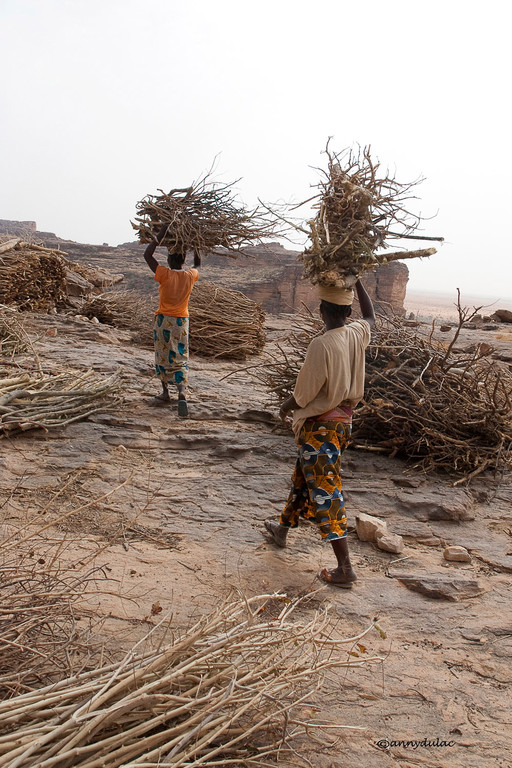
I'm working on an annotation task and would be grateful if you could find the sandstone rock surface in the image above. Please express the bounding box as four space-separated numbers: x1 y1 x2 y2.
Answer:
396 575 484 601
1 267 512 767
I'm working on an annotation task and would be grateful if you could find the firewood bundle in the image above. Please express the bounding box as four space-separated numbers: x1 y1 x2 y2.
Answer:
254 311 512 482
81 291 149 328
0 369 121 437
0 240 67 311
132 173 276 257
92 283 266 360
188 281 266 358
297 145 442 288
0 591 383 766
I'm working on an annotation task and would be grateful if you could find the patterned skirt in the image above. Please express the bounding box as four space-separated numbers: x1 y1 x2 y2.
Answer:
280 419 352 541
153 314 189 386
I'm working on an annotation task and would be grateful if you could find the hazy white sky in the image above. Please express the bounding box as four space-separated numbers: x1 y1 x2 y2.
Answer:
1 0 510 299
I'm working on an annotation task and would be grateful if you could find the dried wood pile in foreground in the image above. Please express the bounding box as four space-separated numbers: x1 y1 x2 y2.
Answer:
0 239 67 311
0 369 121 437
132 172 276 258
0 539 102 698
291 144 442 288
254 309 512 482
0 592 383 767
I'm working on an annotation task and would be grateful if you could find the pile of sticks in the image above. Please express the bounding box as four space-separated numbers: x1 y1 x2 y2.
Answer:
80 291 148 328
188 281 266 358
0 239 67 311
0 369 121 437
0 592 383 767
132 172 276 257
0 545 102 697
254 307 512 482
296 144 442 287
0 305 29 355
91 283 266 360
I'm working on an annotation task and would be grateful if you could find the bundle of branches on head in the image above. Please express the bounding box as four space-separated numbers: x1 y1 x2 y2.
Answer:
295 143 443 288
132 171 277 261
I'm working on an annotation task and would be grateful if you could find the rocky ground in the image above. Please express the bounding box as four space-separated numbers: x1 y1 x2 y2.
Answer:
1 311 512 768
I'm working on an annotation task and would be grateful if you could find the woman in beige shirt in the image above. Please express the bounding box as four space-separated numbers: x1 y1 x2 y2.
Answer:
265 280 375 587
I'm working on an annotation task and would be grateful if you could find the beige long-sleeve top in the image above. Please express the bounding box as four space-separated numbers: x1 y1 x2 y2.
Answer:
291 319 371 441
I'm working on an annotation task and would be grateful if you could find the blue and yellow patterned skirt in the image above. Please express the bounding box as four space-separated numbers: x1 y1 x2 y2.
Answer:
280 419 352 541
153 314 189 386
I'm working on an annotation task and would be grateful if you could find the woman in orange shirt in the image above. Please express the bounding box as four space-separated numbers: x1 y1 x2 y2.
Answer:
143 225 199 416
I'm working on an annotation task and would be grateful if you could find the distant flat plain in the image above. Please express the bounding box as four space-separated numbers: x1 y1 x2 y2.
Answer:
405 289 512 322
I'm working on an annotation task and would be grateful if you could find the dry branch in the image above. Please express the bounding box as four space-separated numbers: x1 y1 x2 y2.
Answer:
132 172 277 258
252 307 512 481
295 144 443 287
0 369 121 437
0 592 383 767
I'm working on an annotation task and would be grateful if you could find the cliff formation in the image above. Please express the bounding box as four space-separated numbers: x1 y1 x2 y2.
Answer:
0 220 408 314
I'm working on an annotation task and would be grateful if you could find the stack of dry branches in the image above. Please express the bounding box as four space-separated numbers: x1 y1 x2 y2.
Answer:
0 240 67 311
88 284 266 360
253 305 512 482
0 305 30 355
80 291 148 328
0 545 102 697
0 369 121 437
188 281 266 358
295 145 442 287
132 172 276 257
0 592 383 767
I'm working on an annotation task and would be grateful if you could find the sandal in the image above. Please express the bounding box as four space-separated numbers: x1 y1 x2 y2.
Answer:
317 567 355 588
177 398 189 418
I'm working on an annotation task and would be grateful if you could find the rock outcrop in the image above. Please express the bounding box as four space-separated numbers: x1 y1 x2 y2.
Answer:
0 221 410 316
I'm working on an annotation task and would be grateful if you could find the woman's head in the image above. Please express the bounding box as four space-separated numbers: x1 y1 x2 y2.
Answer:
167 250 186 270
320 299 352 327
167 248 201 269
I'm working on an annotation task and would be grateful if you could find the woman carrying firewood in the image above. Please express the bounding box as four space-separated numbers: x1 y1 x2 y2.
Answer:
143 224 200 416
264 280 375 587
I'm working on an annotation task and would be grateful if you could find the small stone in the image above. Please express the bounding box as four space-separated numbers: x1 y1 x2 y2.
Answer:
45 327 57 337
397 575 483 601
376 531 404 554
355 512 387 542
391 475 422 488
444 545 471 563
439 324 451 332
90 316 100 324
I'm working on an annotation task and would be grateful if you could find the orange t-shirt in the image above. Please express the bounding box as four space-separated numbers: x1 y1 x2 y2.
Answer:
154 266 199 317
